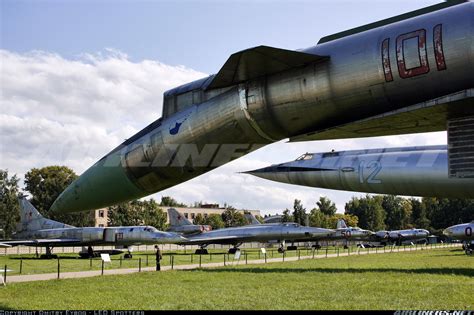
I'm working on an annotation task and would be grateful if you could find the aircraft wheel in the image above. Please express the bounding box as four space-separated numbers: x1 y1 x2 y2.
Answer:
124 253 133 259
228 248 238 254
277 247 285 253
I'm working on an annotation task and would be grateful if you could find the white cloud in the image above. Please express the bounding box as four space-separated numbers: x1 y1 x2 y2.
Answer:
0 49 447 216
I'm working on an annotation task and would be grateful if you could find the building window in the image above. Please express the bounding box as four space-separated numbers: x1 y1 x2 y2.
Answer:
99 224 104 227
98 210 105 218
191 213 195 219
184 213 189 219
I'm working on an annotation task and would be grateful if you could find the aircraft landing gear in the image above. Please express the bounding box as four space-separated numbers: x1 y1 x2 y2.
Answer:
124 247 133 259
278 241 286 253
465 243 474 256
40 246 57 259
312 243 322 250
228 243 242 254
195 245 209 255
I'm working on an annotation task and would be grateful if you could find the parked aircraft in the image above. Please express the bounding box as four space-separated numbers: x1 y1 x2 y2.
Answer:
166 207 211 235
443 221 474 255
50 1 473 214
327 219 374 248
0 198 186 258
167 208 334 254
372 228 430 246
245 145 474 198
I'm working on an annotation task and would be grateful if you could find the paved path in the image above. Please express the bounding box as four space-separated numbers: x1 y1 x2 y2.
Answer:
3 244 458 284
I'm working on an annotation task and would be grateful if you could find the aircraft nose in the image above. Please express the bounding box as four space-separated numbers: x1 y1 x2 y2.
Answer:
242 165 282 181
442 228 453 237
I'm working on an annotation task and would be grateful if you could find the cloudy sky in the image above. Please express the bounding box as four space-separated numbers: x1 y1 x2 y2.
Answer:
1 0 446 215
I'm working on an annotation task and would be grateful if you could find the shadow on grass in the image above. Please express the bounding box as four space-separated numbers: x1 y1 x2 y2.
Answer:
187 267 474 277
0 304 14 311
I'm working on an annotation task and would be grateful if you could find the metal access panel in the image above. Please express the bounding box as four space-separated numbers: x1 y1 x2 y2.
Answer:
448 116 474 178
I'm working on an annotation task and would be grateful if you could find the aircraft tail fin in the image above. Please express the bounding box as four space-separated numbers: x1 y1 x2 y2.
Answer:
337 219 348 229
244 213 261 225
17 198 70 232
167 208 193 227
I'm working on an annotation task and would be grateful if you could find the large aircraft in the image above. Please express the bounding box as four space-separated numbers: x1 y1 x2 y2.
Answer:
443 221 474 255
0 198 186 258
245 145 474 198
50 1 473 214
372 228 430 246
166 208 334 254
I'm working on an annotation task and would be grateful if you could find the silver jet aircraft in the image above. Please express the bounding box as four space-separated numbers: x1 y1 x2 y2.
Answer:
443 221 474 255
327 219 374 248
167 208 334 254
0 198 186 258
372 228 430 246
50 1 473 214
245 145 474 198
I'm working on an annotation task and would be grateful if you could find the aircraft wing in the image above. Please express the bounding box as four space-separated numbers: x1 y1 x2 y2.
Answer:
0 243 12 248
0 239 81 246
290 88 473 141
206 45 329 90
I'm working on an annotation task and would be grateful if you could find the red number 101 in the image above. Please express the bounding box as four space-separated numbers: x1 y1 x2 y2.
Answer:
382 24 446 82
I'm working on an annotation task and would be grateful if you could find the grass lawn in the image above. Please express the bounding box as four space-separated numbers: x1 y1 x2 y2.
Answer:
0 247 472 310
0 246 353 275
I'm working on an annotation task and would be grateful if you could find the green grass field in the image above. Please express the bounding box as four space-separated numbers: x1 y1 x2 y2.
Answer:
0 247 472 310
0 246 361 275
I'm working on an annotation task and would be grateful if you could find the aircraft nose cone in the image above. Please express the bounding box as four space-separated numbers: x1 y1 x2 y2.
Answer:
49 153 144 213
442 228 452 237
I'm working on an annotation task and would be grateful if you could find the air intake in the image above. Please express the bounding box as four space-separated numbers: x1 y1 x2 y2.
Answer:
448 116 474 178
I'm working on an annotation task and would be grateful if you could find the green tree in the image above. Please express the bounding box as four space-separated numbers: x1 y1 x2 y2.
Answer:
382 195 412 230
281 209 293 223
24 166 93 226
193 213 206 225
204 214 225 230
160 196 187 207
308 208 330 228
345 195 386 231
317 196 337 216
141 199 167 230
221 208 247 227
292 199 307 226
108 201 143 226
410 198 431 229
0 170 21 238
328 213 359 229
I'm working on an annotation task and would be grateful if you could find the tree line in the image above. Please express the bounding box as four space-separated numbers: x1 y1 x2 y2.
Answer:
271 195 473 235
1 166 473 238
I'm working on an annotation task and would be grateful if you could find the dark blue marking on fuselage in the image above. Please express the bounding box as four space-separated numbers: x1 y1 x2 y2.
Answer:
169 117 188 135
169 122 183 135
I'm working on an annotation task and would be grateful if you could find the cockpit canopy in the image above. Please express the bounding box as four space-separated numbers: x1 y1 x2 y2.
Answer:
143 226 159 233
295 153 313 161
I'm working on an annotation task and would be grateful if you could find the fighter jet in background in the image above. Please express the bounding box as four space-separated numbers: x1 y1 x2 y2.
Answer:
50 1 473 214
372 228 430 246
245 145 474 199
328 219 374 248
0 198 186 258
166 207 212 235
167 208 334 254
443 221 474 255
